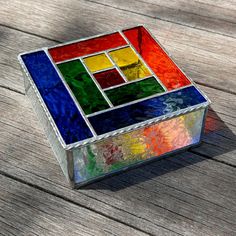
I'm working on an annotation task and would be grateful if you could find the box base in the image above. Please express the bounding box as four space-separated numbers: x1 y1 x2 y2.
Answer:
72 108 207 188
73 141 202 188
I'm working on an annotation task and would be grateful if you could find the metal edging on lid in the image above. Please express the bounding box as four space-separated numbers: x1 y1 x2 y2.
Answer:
18 25 211 150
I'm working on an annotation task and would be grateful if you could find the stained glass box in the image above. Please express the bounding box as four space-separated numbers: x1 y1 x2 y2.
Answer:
18 25 210 188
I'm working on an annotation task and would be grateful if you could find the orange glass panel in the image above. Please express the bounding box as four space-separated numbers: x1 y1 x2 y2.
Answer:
123 26 191 90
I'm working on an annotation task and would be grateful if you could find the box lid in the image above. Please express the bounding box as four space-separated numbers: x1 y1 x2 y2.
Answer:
18 25 210 149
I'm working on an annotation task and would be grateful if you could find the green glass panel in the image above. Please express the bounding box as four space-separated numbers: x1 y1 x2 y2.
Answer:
57 60 110 115
105 77 165 106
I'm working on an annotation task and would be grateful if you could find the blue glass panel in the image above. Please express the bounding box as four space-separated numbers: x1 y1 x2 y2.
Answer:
21 50 93 144
88 86 207 135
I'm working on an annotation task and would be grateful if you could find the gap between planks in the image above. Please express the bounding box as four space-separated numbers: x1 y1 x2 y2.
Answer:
0 2 235 236
1 24 236 97
85 0 236 39
0 171 152 236
0 173 151 236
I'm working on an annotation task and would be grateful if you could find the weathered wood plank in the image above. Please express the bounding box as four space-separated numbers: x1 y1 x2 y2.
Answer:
1 0 236 93
93 0 236 37
0 86 236 235
0 26 55 93
193 87 236 166
1 1 236 234
0 174 148 236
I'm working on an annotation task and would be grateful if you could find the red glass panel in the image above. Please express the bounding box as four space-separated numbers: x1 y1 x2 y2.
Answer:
123 26 191 90
94 68 125 89
49 32 127 63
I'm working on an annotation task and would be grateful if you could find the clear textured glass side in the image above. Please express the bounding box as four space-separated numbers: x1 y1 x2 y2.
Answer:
73 108 206 186
23 73 71 182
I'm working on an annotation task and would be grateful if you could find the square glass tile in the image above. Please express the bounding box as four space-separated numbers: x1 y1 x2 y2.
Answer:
83 53 113 72
94 68 125 89
109 47 152 81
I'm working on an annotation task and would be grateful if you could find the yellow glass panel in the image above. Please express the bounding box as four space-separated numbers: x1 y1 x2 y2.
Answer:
109 47 152 81
83 53 113 72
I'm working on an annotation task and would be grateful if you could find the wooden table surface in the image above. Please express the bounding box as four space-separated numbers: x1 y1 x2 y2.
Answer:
1 1 236 235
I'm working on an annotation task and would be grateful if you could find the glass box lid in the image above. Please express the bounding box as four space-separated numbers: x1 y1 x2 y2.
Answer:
18 25 210 149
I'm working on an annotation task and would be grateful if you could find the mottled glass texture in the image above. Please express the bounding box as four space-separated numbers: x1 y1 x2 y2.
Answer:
49 32 127 63
23 26 206 148
88 86 206 135
83 53 113 72
20 26 210 187
57 59 110 115
105 77 165 106
109 47 152 81
123 26 191 90
21 51 93 144
94 69 125 89
74 109 205 183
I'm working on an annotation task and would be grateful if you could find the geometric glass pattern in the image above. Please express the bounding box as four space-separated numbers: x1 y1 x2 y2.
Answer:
123 26 191 89
57 59 110 115
19 25 210 187
20 25 208 146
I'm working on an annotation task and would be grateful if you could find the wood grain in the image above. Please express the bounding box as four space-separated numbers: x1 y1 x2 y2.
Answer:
1 0 236 93
92 0 236 37
0 86 236 235
0 0 236 235
0 174 148 236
